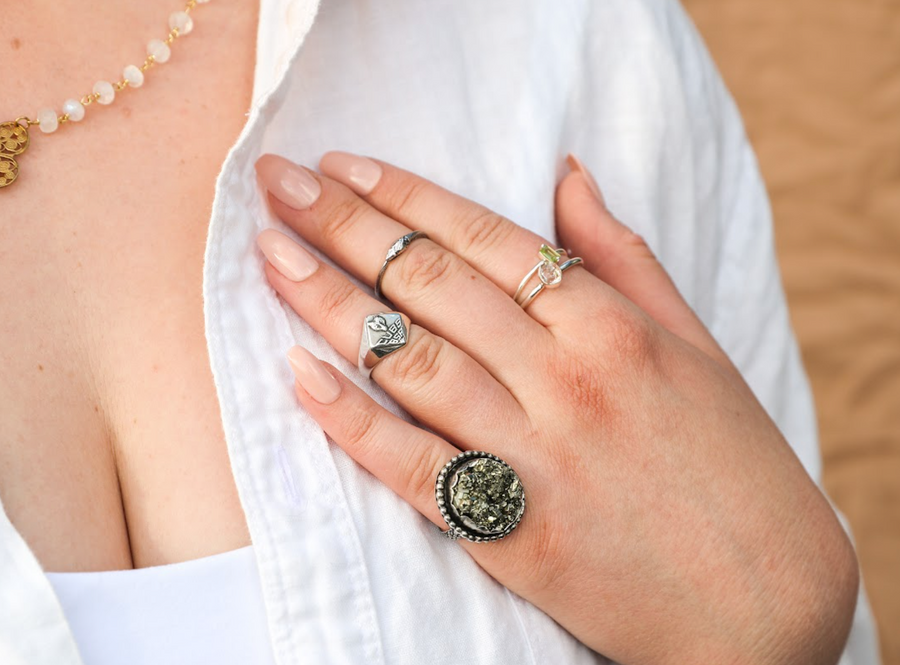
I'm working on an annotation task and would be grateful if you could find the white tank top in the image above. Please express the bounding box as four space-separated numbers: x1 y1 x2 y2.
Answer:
44 546 277 665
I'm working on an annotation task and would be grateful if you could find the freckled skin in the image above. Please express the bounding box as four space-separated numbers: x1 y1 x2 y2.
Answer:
0 1 259 573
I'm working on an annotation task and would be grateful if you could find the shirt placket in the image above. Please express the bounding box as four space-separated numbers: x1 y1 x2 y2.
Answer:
203 0 386 663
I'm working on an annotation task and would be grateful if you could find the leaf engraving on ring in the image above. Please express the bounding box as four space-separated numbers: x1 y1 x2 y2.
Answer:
367 315 388 332
365 313 408 358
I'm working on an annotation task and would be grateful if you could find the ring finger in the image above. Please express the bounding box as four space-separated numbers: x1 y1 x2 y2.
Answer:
256 228 529 449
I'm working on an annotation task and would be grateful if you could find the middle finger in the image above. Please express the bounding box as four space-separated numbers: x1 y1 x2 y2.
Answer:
255 153 551 391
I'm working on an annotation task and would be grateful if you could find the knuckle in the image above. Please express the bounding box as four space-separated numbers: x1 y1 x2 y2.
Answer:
396 242 458 293
452 209 516 257
339 401 383 455
400 443 448 508
619 229 657 262
319 196 367 244
317 278 362 330
386 329 447 389
383 177 430 219
604 306 657 365
548 351 610 422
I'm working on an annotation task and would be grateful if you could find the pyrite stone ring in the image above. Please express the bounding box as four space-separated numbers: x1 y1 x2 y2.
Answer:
435 450 526 542
358 311 411 379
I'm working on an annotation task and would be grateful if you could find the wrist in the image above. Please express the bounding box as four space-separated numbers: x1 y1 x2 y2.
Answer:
677 508 860 665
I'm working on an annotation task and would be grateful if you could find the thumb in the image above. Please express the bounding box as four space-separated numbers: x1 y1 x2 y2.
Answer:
556 154 735 372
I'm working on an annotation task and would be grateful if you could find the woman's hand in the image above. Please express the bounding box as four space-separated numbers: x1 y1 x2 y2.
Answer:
254 151 858 665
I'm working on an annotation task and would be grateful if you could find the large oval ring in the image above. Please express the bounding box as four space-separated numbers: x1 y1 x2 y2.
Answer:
375 230 430 303
358 311 411 380
435 450 526 542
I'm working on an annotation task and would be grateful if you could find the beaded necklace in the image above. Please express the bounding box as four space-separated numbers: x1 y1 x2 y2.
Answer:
0 0 208 189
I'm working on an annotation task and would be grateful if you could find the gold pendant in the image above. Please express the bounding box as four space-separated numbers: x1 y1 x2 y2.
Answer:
0 121 30 189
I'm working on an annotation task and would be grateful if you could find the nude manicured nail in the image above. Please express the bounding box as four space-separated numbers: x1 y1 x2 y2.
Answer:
566 153 605 205
255 153 322 209
319 151 383 195
287 345 342 404
256 229 319 281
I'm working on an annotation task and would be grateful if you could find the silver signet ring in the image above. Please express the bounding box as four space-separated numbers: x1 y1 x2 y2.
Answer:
358 311 411 379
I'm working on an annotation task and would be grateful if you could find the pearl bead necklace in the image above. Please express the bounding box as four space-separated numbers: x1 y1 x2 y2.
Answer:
0 0 209 189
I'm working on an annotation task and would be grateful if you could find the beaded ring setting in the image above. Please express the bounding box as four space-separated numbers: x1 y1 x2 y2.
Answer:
436 450 526 543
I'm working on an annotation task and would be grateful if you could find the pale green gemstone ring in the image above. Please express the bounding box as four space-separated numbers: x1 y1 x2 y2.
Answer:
435 450 526 542
513 244 584 310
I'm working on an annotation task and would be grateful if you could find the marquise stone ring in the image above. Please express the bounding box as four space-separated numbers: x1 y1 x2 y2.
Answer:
358 311 411 379
435 450 526 542
375 230 430 303
514 244 584 310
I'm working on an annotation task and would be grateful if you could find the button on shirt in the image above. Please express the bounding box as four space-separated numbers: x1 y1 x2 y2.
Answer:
0 0 881 663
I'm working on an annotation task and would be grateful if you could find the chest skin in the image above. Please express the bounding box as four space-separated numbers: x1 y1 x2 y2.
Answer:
0 0 259 572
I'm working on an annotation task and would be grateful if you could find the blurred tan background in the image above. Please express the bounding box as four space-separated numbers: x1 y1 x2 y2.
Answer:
682 1 900 662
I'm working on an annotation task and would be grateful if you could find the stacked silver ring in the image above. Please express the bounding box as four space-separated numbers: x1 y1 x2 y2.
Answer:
513 244 583 309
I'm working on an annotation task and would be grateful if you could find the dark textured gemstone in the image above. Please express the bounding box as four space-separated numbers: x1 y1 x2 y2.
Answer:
449 458 524 534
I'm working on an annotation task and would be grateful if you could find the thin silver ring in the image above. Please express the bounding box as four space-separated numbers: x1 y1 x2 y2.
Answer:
514 244 584 310
517 257 584 310
358 311 411 379
513 246 569 302
375 231 430 302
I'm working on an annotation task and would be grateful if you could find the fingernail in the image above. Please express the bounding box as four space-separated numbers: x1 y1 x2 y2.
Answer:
566 153 605 205
256 229 319 281
319 151 383 195
287 346 342 404
255 153 322 210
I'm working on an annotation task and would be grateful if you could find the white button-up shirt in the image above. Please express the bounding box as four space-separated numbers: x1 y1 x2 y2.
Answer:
0 0 880 663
